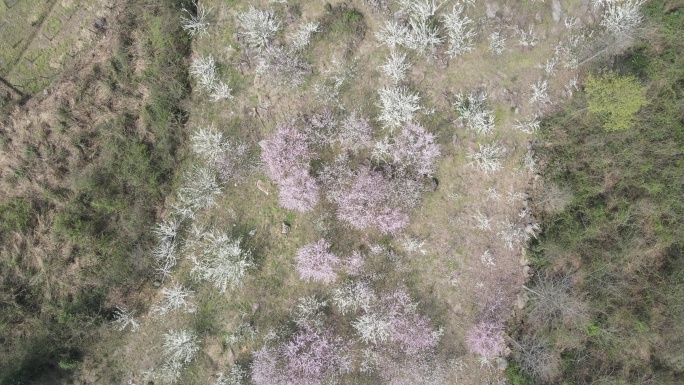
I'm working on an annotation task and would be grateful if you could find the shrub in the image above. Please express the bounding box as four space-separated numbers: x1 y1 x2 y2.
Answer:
585 72 648 131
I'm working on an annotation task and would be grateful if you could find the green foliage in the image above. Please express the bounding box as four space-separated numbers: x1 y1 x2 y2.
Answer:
515 2 684 383
322 5 366 43
585 72 648 131
505 364 537 385
57 359 79 370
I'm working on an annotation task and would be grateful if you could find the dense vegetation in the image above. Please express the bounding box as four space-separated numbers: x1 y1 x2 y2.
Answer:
511 1 684 383
0 1 190 383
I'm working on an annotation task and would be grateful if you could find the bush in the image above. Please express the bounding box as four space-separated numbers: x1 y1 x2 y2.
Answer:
585 72 648 131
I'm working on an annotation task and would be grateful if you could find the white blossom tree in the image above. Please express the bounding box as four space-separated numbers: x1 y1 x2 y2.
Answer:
291 21 320 51
375 20 411 49
189 230 255 292
189 54 218 91
601 0 645 39
401 0 443 55
468 142 504 174
152 284 196 316
530 79 550 105
353 313 391 344
377 85 421 131
152 219 179 282
443 5 475 57
172 166 222 219
488 31 506 55
454 91 495 135
379 49 411 84
160 329 201 383
237 6 281 48
333 280 375 315
181 0 211 37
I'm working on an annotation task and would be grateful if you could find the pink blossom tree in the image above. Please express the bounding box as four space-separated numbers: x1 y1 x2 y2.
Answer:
353 287 442 356
260 121 311 182
251 326 351 385
295 239 340 283
390 122 441 176
331 167 411 234
260 121 319 212
384 288 441 356
466 321 506 361
278 169 320 212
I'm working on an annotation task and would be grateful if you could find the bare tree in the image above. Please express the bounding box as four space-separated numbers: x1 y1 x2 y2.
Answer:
513 334 561 384
525 274 590 330
112 306 140 332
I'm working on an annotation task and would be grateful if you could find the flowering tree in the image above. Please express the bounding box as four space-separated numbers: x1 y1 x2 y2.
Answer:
189 54 218 91
453 91 495 135
336 111 373 152
384 289 441 356
181 0 211 38
330 167 413 234
172 166 222 219
376 20 410 49
189 230 255 292
388 122 441 176
256 45 312 89
466 321 506 361
152 284 196 316
291 21 320 51
295 239 340 283
278 169 320 212
332 280 375 314
251 326 351 385
260 121 319 212
600 0 644 39
237 6 280 48
260 121 310 183
468 142 504 174
488 31 506 55
401 0 443 55
443 5 475 57
353 313 391 344
152 219 180 281
351 287 442 357
379 50 411 84
377 86 421 131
